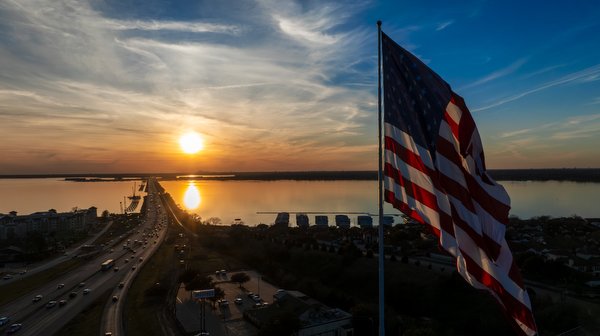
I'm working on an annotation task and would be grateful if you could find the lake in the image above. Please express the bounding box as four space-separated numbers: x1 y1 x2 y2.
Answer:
0 178 597 225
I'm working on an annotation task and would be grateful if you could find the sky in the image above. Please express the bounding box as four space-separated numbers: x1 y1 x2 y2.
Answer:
0 0 599 174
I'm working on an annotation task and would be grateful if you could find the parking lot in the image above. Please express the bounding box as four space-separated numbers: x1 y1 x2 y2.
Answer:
176 270 278 336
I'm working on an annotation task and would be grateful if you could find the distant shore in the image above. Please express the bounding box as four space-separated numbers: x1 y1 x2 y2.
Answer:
1 168 600 182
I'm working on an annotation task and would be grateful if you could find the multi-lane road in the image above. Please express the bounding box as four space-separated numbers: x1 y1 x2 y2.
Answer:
0 178 169 336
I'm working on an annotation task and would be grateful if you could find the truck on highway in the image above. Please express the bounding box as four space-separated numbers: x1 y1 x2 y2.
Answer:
101 259 115 271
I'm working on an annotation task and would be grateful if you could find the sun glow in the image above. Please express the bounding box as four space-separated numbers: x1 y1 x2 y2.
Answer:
183 184 201 209
179 132 204 154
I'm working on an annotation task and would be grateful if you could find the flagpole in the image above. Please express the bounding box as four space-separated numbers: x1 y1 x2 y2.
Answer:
377 20 385 336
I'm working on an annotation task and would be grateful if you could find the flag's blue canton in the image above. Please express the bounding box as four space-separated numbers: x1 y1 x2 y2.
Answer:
382 33 452 159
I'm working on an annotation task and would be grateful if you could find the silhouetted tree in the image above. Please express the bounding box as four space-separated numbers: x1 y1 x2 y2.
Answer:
230 272 251 288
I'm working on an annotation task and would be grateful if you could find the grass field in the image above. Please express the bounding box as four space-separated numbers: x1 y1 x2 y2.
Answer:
55 288 112 336
0 258 83 306
123 230 179 336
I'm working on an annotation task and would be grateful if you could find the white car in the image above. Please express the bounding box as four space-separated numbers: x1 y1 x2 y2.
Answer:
83 288 91 295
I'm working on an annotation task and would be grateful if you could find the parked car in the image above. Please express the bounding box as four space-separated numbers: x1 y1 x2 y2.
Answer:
78 282 85 287
83 288 91 295
3 274 13 280
33 294 43 302
234 297 243 305
118 282 124 288
46 300 57 308
112 296 119 302
57 283 65 289
59 300 67 307
69 292 77 298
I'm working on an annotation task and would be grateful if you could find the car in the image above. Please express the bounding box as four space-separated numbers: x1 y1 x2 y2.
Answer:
3 274 13 280
57 283 65 289
131 266 136 270
124 259 129 263
114 267 120 272
112 296 119 302
246 292 255 298
46 300 57 308
33 294 43 302
234 297 243 305
78 282 85 287
218 299 229 307
83 288 91 295
105 332 113 336
6 323 22 334
59 300 67 307
118 282 124 288
251 295 262 303
69 292 77 298
0 317 10 326
139 257 143 262
18 270 26 275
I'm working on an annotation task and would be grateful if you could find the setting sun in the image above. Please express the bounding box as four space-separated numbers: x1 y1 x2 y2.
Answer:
179 132 204 154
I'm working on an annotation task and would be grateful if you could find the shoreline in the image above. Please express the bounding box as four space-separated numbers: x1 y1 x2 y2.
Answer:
0 168 600 182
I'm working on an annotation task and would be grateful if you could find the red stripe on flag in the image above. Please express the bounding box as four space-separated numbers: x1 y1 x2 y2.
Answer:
449 203 502 260
385 136 433 176
384 190 452 238
461 252 537 332
384 163 439 212
436 138 510 223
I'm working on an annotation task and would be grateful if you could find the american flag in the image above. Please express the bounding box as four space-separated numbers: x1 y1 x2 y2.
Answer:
381 32 537 336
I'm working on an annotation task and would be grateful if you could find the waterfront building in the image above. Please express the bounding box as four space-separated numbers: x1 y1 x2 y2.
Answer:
382 215 394 226
0 207 97 240
274 212 290 227
335 215 351 229
357 215 373 228
315 215 328 227
296 213 309 228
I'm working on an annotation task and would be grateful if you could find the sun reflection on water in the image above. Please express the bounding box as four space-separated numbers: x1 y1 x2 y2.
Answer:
183 183 201 210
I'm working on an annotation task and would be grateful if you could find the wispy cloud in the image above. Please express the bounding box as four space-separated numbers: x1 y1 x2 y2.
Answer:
473 63 600 112
459 58 527 91
102 19 242 35
436 20 454 31
0 0 377 173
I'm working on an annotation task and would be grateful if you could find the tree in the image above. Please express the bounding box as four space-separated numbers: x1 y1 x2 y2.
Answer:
185 275 213 292
230 272 250 288
101 210 110 221
206 217 222 225
208 286 225 307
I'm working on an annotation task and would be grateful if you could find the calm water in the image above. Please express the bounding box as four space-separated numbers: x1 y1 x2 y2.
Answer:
0 179 598 224
0 178 145 215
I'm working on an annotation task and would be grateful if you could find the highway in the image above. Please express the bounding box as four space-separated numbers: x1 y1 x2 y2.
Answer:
101 178 168 336
0 178 169 336
1 218 115 284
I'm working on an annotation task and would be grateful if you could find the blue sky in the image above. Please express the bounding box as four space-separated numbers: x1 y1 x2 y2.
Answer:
0 0 598 174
